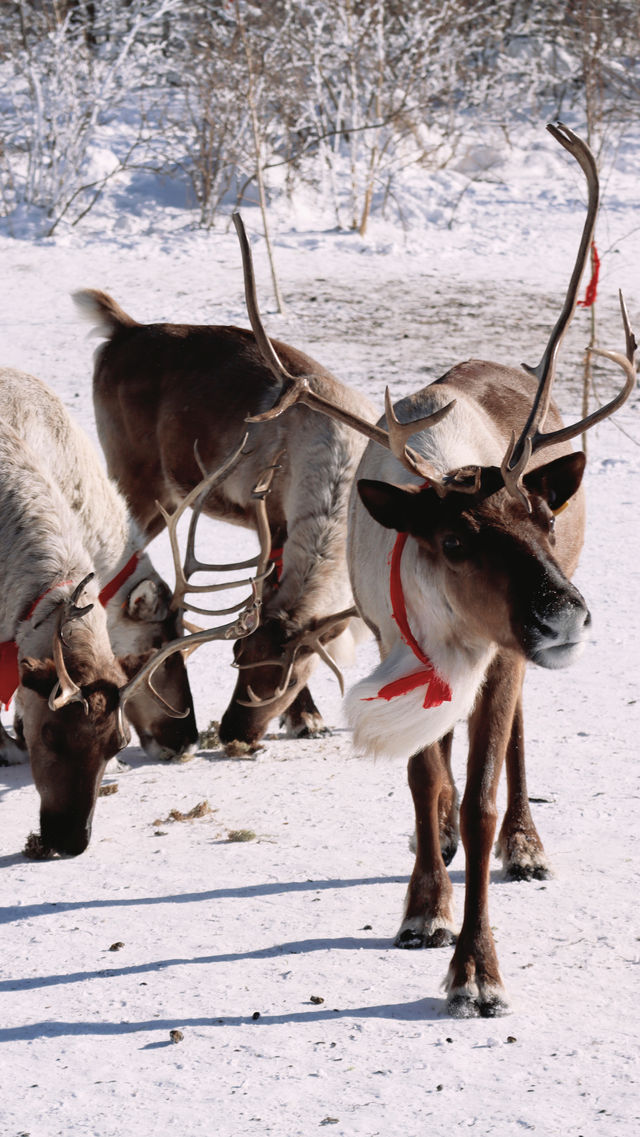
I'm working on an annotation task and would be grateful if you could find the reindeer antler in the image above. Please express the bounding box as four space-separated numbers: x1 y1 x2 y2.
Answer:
157 433 273 619
235 606 358 707
49 573 96 712
501 124 635 509
117 446 282 734
232 211 457 489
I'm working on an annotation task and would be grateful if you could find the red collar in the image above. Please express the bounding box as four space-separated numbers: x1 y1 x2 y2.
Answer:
98 552 140 606
365 531 452 708
0 556 140 709
0 579 73 708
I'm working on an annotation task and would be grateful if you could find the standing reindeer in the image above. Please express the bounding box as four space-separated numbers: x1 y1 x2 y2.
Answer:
0 419 270 857
73 282 374 746
0 366 198 761
233 124 636 1015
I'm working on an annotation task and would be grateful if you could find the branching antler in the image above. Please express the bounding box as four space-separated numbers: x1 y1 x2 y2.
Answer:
501 123 635 509
49 573 96 713
157 433 272 619
235 125 635 515
235 606 358 708
232 211 459 490
116 596 262 740
117 446 282 733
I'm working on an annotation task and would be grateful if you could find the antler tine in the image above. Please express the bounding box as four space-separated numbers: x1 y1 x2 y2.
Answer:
503 123 599 505
48 573 96 713
383 387 458 489
530 290 637 454
159 434 266 618
237 654 295 707
181 446 280 618
182 438 261 578
118 603 262 735
233 211 461 487
235 606 357 707
232 211 307 404
251 449 283 606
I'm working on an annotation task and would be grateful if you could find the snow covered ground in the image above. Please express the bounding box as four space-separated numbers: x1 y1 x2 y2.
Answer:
0 123 639 1136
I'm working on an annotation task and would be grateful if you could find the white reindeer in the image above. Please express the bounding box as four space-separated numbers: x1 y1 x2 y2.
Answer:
0 366 198 760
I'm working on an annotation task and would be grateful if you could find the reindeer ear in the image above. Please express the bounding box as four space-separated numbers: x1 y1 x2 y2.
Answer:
126 580 170 622
20 658 58 699
523 452 586 512
357 479 436 535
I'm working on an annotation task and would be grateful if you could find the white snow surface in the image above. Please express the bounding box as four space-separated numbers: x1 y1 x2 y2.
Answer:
0 125 639 1136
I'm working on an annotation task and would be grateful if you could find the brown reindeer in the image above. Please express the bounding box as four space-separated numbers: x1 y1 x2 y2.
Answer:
232 124 636 1015
74 286 374 746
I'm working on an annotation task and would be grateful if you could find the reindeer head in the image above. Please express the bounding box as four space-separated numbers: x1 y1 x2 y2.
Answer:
108 572 198 761
19 579 128 857
358 449 590 670
219 608 354 744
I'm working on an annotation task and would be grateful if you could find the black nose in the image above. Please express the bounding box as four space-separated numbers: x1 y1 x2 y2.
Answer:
40 811 92 857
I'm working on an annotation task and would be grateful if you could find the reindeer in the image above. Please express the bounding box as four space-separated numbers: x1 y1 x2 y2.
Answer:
0 419 270 857
232 124 637 1016
73 276 374 747
0 366 199 761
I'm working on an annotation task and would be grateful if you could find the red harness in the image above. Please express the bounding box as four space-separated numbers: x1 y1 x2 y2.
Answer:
0 554 140 710
364 531 452 709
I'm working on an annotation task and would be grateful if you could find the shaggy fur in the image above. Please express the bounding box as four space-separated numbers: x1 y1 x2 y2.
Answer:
0 367 197 758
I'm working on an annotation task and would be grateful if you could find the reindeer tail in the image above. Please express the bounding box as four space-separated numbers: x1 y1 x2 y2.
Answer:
72 289 138 335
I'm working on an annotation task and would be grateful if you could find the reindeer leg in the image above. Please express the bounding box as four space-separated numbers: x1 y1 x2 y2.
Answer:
446 652 524 1018
438 731 459 865
496 695 551 881
280 686 329 738
408 730 459 865
395 742 457 950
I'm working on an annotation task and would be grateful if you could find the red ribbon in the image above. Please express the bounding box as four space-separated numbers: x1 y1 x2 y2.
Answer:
577 241 600 308
270 545 284 584
0 579 72 709
0 641 19 709
364 531 452 709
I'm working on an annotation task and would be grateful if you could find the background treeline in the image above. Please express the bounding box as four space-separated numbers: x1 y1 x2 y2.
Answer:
0 0 638 235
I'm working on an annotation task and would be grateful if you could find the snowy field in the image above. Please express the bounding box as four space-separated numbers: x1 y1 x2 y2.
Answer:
0 125 639 1136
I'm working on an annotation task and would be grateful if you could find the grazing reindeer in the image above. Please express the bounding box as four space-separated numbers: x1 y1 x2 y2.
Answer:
0 422 269 857
73 278 374 746
0 418 130 855
233 124 636 1015
0 366 199 761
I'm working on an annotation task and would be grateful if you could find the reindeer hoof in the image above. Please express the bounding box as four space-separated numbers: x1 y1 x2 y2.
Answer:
448 988 510 1019
441 840 458 867
395 927 424 949
479 994 511 1017
448 993 480 1018
295 722 331 740
395 925 456 950
504 860 552 882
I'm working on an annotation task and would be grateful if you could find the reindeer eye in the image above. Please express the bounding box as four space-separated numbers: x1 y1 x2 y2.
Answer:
442 533 467 561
